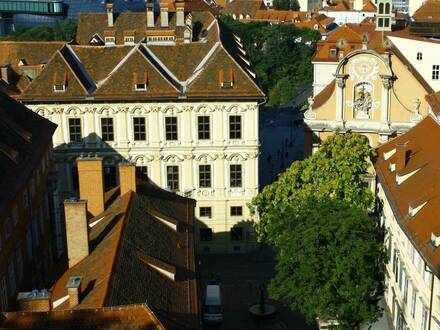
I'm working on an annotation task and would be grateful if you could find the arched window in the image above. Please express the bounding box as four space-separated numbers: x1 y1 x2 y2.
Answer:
379 2 384 13
417 52 423 60
385 3 390 13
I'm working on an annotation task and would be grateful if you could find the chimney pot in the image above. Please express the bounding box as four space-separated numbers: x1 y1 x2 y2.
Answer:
395 143 408 172
77 157 105 217
106 2 114 27
65 276 82 308
146 2 155 28
64 199 89 268
176 2 185 27
118 163 137 195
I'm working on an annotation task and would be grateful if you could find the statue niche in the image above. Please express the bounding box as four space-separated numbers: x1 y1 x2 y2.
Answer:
353 82 373 119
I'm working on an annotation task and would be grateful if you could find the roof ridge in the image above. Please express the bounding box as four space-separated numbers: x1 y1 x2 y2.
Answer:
57 46 92 95
185 42 221 88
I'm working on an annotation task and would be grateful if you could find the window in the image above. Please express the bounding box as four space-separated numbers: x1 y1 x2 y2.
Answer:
231 206 243 216
68 118 82 143
229 115 242 139
410 289 417 318
200 228 213 241
198 116 210 140
165 116 178 141
403 276 409 304
329 48 337 57
166 165 179 192
421 306 428 330
433 65 440 80
384 18 390 28
200 207 212 218
53 84 65 92
417 52 423 60
7 257 15 298
133 117 146 141
124 36 135 44
135 83 147 91
105 36 115 44
230 164 242 188
104 166 117 189
385 2 390 13
136 166 148 178
378 18 384 27
230 227 243 241
379 2 384 13
199 165 211 188
101 118 114 141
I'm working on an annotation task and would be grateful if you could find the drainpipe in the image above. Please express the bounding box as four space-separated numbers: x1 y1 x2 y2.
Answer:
428 267 434 330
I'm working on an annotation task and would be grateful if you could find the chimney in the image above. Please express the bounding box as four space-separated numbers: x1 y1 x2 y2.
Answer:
1 66 9 84
119 163 136 196
65 276 82 308
160 2 169 28
77 156 105 217
395 143 408 172
176 1 185 27
17 290 51 312
146 2 155 28
64 199 89 268
106 2 114 28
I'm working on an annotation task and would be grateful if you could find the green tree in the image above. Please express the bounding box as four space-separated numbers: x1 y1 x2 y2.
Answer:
1 19 77 41
250 133 385 328
273 0 300 10
221 16 320 107
268 197 385 329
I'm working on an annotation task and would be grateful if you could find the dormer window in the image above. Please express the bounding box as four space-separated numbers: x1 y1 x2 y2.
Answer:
124 35 135 46
105 36 115 45
429 232 440 251
219 69 234 89
89 34 104 46
133 72 148 91
53 84 65 92
329 48 337 57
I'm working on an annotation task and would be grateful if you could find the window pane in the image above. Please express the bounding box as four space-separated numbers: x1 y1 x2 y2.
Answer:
165 117 178 141
68 118 82 143
231 206 243 216
199 164 211 188
133 117 146 141
200 207 212 217
229 115 242 139
230 164 242 188
198 116 210 140
101 118 114 141
167 166 179 191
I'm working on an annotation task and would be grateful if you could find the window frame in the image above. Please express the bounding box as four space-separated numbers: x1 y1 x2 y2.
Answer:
433 65 440 80
133 117 147 141
230 164 243 188
197 115 211 140
199 207 212 218
417 52 423 61
229 115 242 140
230 206 243 216
100 117 115 142
68 117 82 143
165 116 178 141
166 165 179 192
199 164 212 188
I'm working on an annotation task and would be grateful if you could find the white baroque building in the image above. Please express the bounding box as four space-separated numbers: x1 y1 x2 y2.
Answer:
19 1 264 253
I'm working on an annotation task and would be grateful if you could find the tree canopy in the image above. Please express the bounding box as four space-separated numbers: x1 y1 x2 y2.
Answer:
273 0 300 11
0 19 76 41
221 16 320 107
251 133 385 327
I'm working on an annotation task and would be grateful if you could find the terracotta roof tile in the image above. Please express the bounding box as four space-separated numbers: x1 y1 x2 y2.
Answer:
223 0 265 17
375 115 440 277
312 79 335 109
413 0 440 20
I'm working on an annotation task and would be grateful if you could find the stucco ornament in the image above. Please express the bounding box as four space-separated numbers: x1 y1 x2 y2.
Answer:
349 57 379 81
304 96 316 120
411 98 422 122
353 83 373 119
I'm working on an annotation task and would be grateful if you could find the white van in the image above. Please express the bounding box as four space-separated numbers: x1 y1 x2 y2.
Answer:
202 284 223 324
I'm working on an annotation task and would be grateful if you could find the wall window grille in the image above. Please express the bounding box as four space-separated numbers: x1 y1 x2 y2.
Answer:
231 206 243 216
197 116 210 140
133 117 146 141
166 165 179 191
199 207 212 218
230 164 242 188
199 165 211 188
101 118 114 141
229 115 242 139
165 116 178 141
433 65 440 80
68 118 82 143
200 228 213 241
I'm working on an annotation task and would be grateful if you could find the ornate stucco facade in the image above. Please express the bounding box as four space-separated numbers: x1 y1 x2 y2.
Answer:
27 100 260 254
305 48 432 153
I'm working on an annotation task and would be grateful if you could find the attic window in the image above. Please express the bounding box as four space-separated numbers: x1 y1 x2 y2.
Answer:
407 200 427 219
429 232 440 251
133 72 148 91
89 34 104 46
219 69 234 89
104 36 115 46
124 36 135 45
53 84 65 92
329 48 337 57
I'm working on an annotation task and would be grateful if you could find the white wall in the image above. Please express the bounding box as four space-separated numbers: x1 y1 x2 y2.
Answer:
28 101 260 254
388 36 440 92
313 61 339 96
318 10 375 25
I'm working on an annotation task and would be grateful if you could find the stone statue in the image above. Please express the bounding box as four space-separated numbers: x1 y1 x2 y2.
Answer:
354 84 372 119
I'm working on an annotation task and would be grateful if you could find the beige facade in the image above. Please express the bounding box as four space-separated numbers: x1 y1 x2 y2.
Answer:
29 101 259 253
305 48 432 152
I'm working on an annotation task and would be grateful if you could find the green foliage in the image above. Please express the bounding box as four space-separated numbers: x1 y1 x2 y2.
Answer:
0 19 77 41
268 197 385 329
221 16 320 107
273 0 300 10
251 133 385 327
